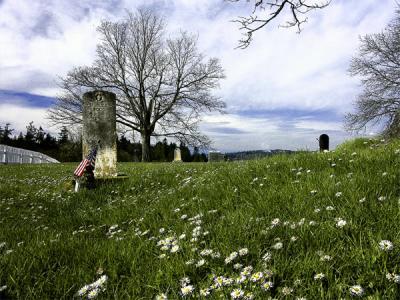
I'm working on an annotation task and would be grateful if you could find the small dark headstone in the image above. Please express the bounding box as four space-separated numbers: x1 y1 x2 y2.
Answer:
319 134 329 152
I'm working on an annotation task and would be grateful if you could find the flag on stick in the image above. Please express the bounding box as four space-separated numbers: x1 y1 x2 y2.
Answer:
74 147 97 177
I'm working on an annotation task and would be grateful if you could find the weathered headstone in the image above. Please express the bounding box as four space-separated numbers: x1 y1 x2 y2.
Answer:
319 134 329 152
208 151 224 162
173 148 182 162
82 90 117 178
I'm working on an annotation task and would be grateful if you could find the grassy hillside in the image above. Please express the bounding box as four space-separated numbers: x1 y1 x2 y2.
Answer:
0 138 399 299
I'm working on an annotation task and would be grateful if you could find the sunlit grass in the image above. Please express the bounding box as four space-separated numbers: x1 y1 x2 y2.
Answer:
0 138 399 299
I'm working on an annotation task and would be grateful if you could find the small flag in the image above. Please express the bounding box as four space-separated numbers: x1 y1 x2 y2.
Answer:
74 147 97 177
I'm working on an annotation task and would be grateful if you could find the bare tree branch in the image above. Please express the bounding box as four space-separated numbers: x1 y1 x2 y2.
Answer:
229 0 331 48
346 9 400 138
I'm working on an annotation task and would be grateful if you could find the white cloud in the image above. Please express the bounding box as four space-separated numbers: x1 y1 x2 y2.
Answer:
0 104 55 135
0 0 396 150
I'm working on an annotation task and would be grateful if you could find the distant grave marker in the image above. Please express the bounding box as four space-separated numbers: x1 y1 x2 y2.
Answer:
82 90 117 178
173 148 182 162
208 151 224 162
319 134 329 152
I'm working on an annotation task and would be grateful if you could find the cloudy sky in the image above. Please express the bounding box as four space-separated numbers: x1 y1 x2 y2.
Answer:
0 0 397 152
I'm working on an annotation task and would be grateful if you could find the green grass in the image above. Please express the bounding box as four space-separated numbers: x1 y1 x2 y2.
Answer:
0 138 400 299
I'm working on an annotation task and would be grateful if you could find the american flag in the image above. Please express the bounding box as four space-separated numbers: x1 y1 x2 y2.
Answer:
74 147 97 177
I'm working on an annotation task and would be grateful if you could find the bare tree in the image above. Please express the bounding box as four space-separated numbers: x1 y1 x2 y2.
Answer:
346 9 400 138
229 0 331 48
49 9 225 161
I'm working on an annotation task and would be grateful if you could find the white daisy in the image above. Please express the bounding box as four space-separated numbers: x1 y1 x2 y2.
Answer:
180 285 194 296
349 285 364 297
230 288 244 299
379 240 394 251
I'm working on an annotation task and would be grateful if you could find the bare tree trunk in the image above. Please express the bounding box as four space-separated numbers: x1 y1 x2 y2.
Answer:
141 131 151 162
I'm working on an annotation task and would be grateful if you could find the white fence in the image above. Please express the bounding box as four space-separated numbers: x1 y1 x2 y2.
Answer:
0 144 59 164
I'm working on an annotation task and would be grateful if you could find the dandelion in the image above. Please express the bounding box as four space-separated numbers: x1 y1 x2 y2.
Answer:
261 281 274 291
349 285 364 297
180 285 194 296
239 248 248 256
314 273 325 280
379 240 393 251
272 242 283 250
230 288 244 299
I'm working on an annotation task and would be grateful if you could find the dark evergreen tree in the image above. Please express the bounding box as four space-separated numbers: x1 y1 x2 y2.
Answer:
180 143 192 162
58 126 69 144
1 123 13 144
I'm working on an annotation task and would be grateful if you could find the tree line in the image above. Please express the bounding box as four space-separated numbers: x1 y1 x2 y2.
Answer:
0 122 207 163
